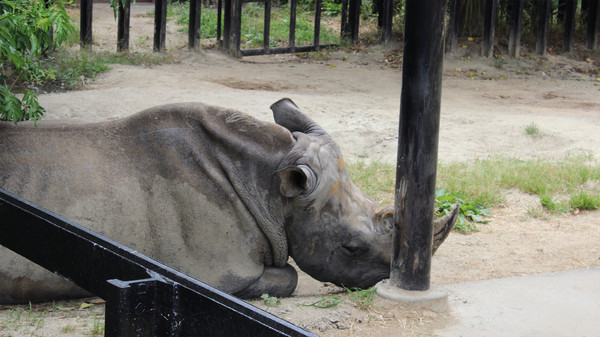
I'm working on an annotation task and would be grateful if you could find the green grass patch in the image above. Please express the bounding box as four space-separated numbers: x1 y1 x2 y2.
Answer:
38 48 171 92
524 122 541 137
569 191 600 210
343 286 376 310
348 156 600 232
302 296 344 308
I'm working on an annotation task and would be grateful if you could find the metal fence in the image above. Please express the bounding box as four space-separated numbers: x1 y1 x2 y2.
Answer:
0 189 317 337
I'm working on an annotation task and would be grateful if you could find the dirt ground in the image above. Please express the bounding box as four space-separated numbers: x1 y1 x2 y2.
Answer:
1 3 599 336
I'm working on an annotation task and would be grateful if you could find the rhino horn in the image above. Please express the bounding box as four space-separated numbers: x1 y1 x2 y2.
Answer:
377 204 458 256
271 98 327 136
432 204 459 254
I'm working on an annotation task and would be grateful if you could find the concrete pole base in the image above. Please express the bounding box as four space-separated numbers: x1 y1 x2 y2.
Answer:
376 279 448 312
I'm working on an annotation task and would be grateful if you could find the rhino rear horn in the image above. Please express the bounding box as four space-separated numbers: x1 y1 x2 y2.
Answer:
271 98 326 136
432 205 460 255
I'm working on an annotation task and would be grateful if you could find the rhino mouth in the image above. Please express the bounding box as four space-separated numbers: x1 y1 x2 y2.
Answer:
332 272 389 290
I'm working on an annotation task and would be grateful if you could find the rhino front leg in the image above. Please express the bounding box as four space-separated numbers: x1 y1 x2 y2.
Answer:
234 264 298 299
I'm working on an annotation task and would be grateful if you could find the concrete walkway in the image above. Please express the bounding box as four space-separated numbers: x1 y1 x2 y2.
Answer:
436 268 600 336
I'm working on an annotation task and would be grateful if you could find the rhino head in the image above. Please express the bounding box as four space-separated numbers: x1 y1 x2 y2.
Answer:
271 98 458 289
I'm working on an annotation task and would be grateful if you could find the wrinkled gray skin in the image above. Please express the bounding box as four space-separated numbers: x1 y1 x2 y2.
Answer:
0 99 457 304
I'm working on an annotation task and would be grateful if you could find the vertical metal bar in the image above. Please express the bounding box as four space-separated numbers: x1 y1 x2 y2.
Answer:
342 0 360 41
482 0 498 57
189 0 202 48
390 0 447 291
289 0 297 50
341 0 349 39
264 0 272 53
117 0 131 52
509 0 524 57
230 0 243 57
381 0 393 43
349 0 361 42
218 0 223 44
154 0 167 52
314 0 322 47
563 0 577 52
536 0 551 55
586 0 599 49
375 0 383 27
80 0 93 48
445 0 462 53
223 0 230 49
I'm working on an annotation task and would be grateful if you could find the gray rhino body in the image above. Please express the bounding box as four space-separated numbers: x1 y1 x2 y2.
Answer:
0 99 456 304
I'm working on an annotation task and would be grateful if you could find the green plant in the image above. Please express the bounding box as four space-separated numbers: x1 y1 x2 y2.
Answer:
0 0 74 124
302 296 344 308
322 0 342 17
569 191 600 210
44 49 111 90
261 293 282 310
343 286 376 310
435 188 490 233
91 314 104 335
493 54 505 69
524 122 541 137
540 195 571 213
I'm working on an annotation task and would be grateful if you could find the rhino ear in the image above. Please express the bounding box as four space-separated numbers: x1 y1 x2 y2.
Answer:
276 165 316 198
271 98 326 136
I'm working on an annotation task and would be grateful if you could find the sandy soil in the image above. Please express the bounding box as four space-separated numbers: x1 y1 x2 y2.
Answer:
1 3 599 336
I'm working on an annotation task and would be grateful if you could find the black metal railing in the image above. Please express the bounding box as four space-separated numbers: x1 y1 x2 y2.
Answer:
0 189 317 337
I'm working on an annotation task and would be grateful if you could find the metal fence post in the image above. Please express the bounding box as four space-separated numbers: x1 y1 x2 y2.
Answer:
445 0 461 53
189 0 202 48
563 0 577 52
586 0 599 49
482 0 498 57
154 0 167 52
536 0 551 55
508 0 524 57
390 0 447 291
117 0 131 52
80 0 93 48
381 0 393 43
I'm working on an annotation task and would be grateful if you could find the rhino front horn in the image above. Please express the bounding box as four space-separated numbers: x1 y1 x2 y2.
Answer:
432 205 460 254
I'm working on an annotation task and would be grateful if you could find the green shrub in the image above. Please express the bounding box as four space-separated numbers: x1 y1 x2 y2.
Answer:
0 0 74 124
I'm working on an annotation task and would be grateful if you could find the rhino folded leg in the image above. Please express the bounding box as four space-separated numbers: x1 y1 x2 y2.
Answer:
234 264 298 299
432 205 460 255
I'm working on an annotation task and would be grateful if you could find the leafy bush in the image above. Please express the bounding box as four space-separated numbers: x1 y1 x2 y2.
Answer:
435 188 490 233
0 0 74 124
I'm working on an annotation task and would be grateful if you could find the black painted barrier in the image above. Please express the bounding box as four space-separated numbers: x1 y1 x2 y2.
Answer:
0 189 317 337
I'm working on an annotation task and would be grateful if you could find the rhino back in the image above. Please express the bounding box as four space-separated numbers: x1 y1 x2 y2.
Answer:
0 103 293 298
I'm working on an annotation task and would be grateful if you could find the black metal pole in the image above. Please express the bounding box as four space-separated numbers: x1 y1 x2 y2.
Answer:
381 0 393 43
536 0 551 55
314 0 322 47
563 0 577 52
80 0 93 48
189 0 202 48
482 0 498 57
154 0 167 52
264 0 272 53
117 0 131 52
445 0 461 53
390 0 447 291
508 0 524 58
230 0 242 57
289 0 297 50
586 0 599 49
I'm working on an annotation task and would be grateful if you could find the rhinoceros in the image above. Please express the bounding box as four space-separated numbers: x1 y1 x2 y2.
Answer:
0 98 457 304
